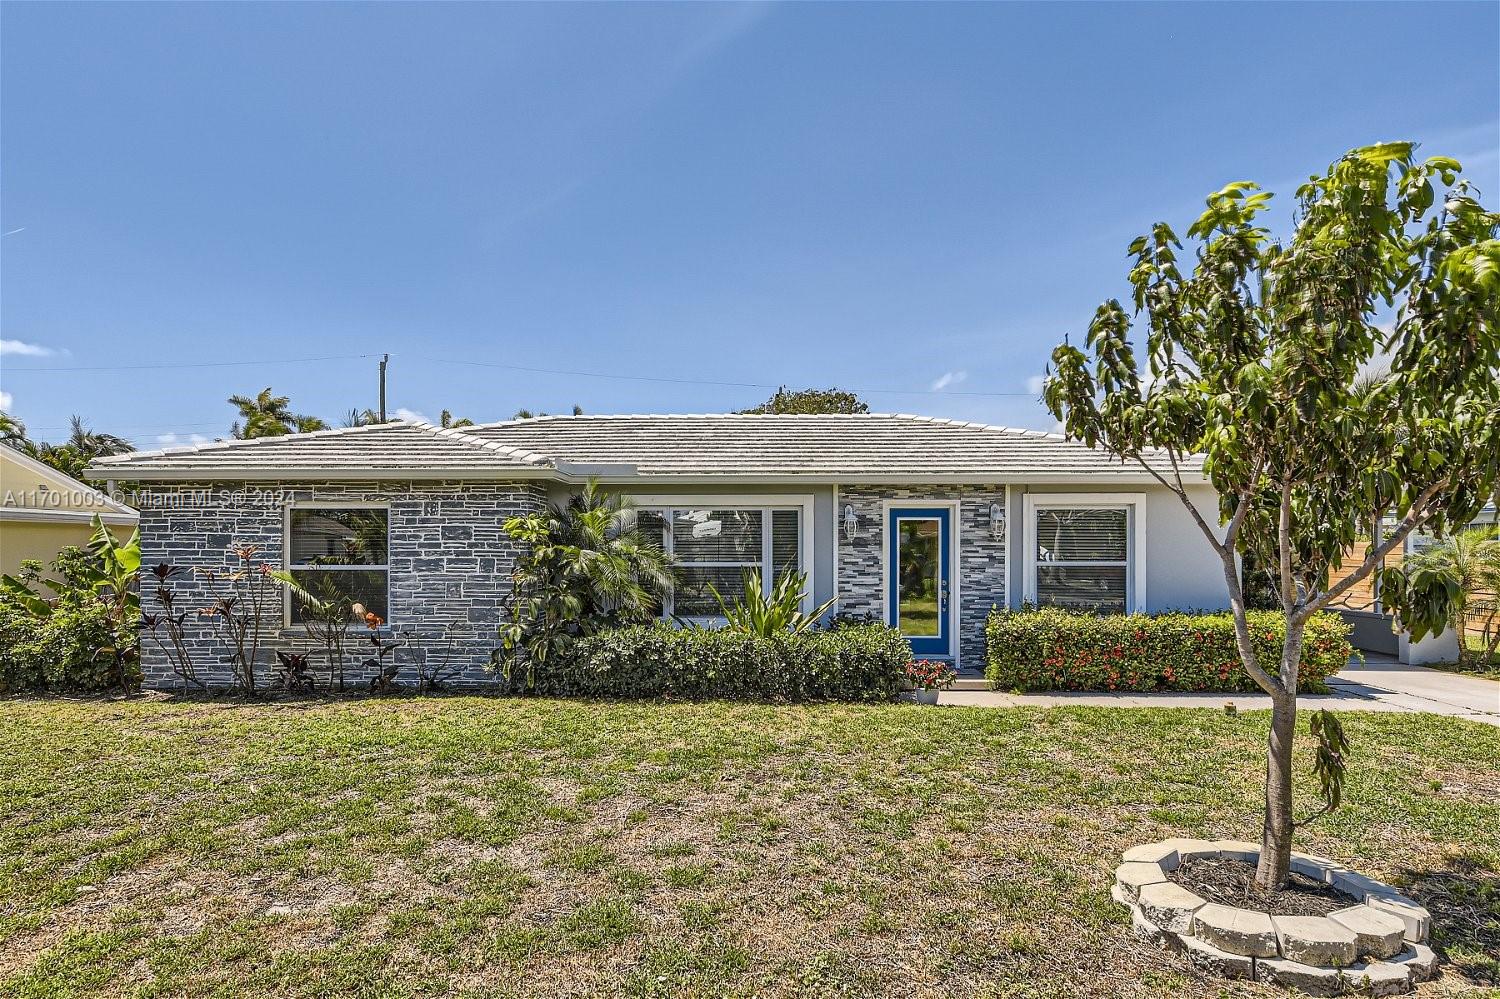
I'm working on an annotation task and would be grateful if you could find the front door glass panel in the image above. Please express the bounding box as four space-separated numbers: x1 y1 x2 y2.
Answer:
896 519 941 637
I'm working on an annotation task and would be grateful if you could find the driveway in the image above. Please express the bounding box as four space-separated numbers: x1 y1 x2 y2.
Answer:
941 655 1500 726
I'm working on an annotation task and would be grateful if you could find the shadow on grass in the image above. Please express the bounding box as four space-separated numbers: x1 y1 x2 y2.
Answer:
1396 852 1499 987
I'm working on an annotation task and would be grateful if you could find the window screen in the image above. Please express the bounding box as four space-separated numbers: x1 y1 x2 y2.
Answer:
287 508 389 624
1034 507 1128 613
637 506 803 618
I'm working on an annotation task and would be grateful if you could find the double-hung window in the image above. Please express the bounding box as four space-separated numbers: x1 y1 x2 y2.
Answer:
634 504 806 620
1024 495 1140 613
286 506 390 625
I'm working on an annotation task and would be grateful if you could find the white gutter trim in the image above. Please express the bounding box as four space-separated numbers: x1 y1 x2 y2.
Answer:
0 508 140 526
91 466 567 482
93 468 1203 487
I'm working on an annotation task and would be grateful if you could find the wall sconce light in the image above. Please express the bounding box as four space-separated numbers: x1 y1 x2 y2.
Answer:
843 505 858 541
988 502 1006 541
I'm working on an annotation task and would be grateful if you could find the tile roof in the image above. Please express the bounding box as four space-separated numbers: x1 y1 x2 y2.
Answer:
86 413 1203 484
85 421 556 480
463 413 1200 482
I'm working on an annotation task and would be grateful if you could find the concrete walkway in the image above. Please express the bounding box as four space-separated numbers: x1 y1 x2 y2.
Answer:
940 656 1500 726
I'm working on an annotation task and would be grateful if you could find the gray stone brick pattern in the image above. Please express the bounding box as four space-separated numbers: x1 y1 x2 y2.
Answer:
836 485 1007 669
134 481 546 690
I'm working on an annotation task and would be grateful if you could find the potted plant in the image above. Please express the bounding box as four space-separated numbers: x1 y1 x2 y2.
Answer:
905 659 956 704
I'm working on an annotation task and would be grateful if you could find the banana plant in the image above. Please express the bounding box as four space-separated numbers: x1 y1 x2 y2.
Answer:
2 515 140 619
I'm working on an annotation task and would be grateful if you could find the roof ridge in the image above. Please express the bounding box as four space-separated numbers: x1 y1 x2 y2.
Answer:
412 421 556 466
886 413 1070 439
91 419 431 464
3 442 140 512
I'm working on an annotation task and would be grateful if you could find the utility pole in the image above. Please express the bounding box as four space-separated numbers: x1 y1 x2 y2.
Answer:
378 354 389 422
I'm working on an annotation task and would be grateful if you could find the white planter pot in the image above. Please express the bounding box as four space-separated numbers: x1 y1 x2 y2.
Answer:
914 688 940 705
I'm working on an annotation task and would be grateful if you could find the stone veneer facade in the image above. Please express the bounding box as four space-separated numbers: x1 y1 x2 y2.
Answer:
135 481 546 690
836 485 1007 670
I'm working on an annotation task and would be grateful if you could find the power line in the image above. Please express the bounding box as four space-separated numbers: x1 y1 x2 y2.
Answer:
1 353 380 373
424 356 1040 397
2 349 1043 397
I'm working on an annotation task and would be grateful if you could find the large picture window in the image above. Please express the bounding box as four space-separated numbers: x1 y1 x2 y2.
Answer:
1024 496 1140 613
286 506 389 625
635 505 804 619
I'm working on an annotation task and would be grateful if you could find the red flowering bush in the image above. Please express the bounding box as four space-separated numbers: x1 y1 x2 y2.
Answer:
985 607 1351 693
905 659 957 690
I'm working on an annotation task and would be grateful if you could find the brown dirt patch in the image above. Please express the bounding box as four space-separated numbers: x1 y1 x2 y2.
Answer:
1168 857 1351 916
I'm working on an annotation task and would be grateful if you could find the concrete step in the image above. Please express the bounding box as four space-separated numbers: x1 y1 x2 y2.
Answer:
950 675 992 691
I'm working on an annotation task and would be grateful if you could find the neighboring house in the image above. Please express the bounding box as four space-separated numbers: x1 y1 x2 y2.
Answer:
1 442 139 578
87 414 1227 689
1327 502 1499 664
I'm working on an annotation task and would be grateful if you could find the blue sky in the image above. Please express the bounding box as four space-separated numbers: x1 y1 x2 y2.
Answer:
2 2 1496 447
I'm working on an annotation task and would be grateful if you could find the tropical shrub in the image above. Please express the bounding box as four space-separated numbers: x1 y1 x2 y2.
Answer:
1403 526 1500 667
197 544 287 695
496 481 672 688
0 519 143 692
707 568 836 636
525 622 909 702
985 607 1351 693
0 572 136 693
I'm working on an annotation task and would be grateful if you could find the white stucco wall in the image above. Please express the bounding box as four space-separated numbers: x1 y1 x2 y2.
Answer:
1007 482 1229 613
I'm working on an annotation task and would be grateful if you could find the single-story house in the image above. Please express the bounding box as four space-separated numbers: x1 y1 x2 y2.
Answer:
87 414 1228 689
1 442 139 578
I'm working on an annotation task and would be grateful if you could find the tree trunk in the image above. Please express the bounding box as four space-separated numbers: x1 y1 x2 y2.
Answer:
1255 619 1306 891
1255 692 1297 890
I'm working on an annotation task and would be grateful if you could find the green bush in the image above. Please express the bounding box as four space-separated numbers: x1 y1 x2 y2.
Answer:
0 594 133 694
985 607 1352 693
527 623 910 702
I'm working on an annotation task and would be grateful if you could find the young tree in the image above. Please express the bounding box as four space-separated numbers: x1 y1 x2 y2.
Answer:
1043 143 1498 889
739 386 869 415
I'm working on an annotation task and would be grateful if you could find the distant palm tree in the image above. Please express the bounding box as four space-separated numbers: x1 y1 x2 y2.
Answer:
293 414 328 433
511 404 582 420
342 408 381 428
229 388 325 438
0 411 31 452
28 416 135 479
439 410 474 429
65 415 132 456
1405 526 1500 666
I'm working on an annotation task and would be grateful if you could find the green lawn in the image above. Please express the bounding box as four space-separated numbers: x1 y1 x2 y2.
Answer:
2 698 1497 999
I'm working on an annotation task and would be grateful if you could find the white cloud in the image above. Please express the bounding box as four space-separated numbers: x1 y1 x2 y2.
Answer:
0 390 12 410
1025 374 1047 395
393 407 426 423
155 433 209 446
0 339 56 357
929 371 968 392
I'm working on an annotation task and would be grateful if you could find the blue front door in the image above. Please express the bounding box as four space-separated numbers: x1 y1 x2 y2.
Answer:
887 507 952 657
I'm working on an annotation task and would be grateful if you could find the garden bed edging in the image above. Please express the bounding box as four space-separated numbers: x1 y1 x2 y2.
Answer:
1113 839 1438 996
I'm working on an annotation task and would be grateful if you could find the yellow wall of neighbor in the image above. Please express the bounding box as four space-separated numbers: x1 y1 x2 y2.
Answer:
0 520 111 578
0 446 137 578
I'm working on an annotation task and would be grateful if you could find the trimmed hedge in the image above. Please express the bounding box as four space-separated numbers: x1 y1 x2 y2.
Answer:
985 607 1352 693
527 623 910 702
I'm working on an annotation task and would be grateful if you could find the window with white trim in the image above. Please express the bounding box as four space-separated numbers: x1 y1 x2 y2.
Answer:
1032 506 1131 613
636 507 803 618
286 507 389 625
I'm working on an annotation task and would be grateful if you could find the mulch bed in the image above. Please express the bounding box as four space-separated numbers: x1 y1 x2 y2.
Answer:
1168 857 1351 916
